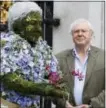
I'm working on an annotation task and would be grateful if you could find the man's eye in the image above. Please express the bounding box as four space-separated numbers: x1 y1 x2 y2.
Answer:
74 30 88 33
74 30 79 33
82 30 87 32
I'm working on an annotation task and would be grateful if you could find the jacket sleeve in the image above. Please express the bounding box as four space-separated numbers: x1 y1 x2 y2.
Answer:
90 90 105 108
52 98 66 108
90 49 105 108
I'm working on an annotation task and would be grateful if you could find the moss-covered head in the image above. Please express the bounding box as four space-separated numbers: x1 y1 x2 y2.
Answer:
13 11 42 44
8 2 42 44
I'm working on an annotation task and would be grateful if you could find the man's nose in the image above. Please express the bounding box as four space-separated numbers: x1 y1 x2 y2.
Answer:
78 31 83 36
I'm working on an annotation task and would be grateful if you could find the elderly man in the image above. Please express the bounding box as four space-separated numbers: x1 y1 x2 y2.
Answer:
54 19 105 108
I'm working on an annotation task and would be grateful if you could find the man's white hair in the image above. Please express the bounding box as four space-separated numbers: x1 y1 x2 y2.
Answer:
8 2 42 31
69 18 94 34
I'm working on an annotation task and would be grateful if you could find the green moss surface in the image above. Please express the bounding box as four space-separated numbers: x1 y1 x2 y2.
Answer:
2 73 68 99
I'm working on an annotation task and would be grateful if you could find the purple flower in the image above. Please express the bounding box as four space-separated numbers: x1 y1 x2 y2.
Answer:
1 33 10 38
17 97 24 106
33 66 40 74
22 66 31 75
4 90 38 108
16 56 28 68
24 97 33 107
50 58 57 72
33 72 39 81
4 47 11 53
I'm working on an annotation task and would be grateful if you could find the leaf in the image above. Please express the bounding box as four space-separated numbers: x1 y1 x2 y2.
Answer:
1 40 6 48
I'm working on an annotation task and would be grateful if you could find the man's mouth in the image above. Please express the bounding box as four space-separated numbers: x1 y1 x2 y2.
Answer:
77 38 84 41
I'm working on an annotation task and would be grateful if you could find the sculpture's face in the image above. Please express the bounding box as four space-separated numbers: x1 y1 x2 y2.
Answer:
13 11 42 43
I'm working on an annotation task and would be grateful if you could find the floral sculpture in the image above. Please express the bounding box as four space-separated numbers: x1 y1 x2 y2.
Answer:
1 2 68 108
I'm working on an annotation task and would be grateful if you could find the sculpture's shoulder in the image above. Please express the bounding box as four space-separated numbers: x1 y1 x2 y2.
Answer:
1 32 16 41
1 32 22 48
1 32 30 76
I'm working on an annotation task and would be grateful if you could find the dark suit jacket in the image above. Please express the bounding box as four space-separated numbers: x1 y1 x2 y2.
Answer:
55 46 105 108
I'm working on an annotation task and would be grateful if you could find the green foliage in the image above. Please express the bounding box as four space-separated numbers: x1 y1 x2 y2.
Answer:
1 40 6 48
2 72 68 99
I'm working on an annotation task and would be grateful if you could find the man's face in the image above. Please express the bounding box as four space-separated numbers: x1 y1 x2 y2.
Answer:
13 11 42 43
72 22 92 47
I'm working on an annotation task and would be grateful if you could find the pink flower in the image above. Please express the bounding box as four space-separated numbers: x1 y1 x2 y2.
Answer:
46 65 50 71
72 70 79 76
48 72 60 84
78 72 84 81
72 69 84 81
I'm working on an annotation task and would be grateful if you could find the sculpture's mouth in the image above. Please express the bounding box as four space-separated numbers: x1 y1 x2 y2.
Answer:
22 29 42 44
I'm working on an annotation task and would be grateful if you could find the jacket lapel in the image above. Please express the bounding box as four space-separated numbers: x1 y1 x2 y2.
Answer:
83 46 97 90
66 50 75 91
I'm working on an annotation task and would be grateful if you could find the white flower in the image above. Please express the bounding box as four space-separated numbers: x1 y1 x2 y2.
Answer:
46 60 51 65
29 61 35 67
23 44 27 49
4 67 11 73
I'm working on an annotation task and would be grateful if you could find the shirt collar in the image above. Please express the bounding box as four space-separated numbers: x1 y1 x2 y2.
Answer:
72 46 91 57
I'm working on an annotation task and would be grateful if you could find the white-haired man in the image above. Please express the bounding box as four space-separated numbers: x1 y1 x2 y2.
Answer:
54 19 105 108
